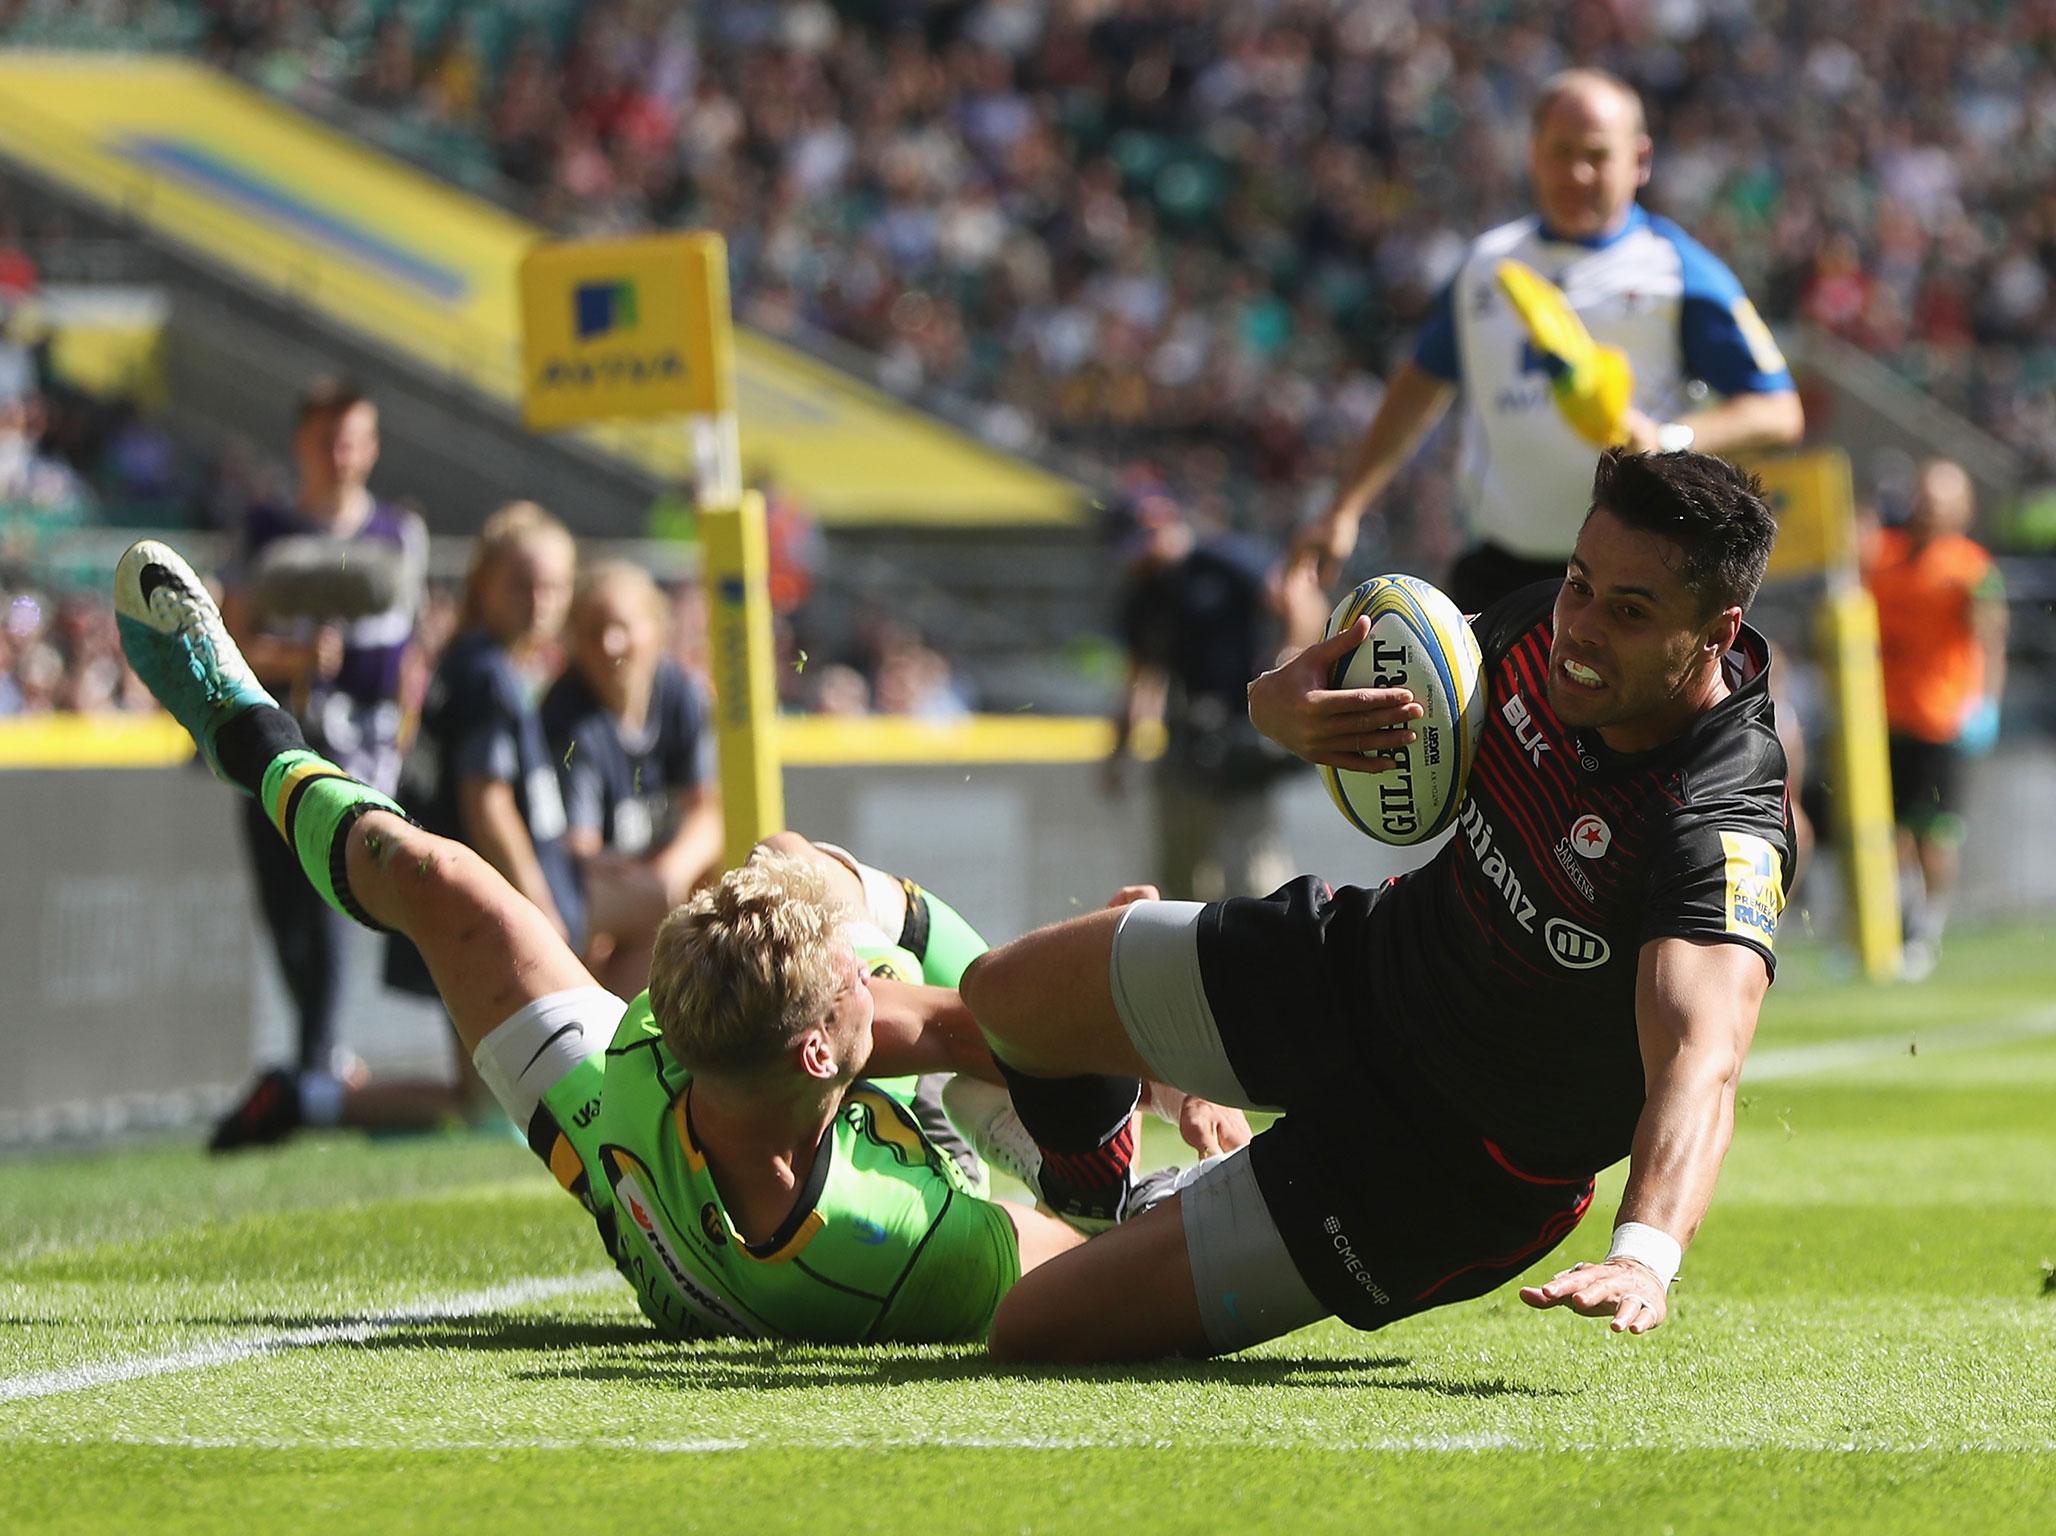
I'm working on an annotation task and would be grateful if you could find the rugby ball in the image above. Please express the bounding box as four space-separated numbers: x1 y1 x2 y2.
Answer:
1320 574 1486 845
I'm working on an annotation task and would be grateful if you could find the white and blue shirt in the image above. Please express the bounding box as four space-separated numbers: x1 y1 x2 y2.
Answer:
1415 204 1794 559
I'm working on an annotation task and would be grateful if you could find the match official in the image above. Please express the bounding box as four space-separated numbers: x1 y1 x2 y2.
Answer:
1290 69 1803 611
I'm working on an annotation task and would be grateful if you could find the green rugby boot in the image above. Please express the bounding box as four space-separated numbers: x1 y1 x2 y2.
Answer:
114 539 275 785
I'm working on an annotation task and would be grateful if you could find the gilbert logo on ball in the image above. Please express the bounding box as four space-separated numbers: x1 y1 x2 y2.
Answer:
1320 575 1486 846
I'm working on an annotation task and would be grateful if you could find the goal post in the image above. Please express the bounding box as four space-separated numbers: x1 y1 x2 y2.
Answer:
1753 448 1902 981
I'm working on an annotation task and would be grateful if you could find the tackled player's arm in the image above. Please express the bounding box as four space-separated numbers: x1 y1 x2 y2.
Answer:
864 978 1002 1084
1520 936 1767 1335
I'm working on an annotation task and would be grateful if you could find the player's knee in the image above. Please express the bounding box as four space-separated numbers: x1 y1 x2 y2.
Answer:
957 947 1010 1032
986 1289 1061 1364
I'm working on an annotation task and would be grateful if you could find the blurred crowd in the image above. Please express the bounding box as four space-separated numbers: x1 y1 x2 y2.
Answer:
6 0 2054 716
106 0 2053 521
0 544 974 721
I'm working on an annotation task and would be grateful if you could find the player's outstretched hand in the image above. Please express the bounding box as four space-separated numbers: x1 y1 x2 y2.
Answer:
1519 1258 1669 1335
1247 617 1421 771
1104 883 1160 909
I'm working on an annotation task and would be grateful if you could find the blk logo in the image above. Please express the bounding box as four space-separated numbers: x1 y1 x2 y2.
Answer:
574 279 637 339
1569 814 1612 858
1500 692 1551 767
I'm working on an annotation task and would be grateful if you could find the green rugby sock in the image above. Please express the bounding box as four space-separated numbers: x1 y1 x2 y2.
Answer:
259 749 406 931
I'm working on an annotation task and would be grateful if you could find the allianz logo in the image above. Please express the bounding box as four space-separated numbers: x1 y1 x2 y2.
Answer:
1457 799 1613 968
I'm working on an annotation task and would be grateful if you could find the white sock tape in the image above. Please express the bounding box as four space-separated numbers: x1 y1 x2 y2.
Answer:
1606 1221 1683 1289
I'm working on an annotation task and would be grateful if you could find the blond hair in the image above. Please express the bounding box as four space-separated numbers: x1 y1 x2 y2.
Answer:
460 500 576 628
648 852 847 1077
572 558 669 634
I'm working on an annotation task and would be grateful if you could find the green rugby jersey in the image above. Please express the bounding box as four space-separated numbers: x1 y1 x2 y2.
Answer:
534 988 1018 1344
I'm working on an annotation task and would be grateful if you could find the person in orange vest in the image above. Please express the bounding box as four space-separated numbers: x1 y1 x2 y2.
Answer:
1863 459 2008 981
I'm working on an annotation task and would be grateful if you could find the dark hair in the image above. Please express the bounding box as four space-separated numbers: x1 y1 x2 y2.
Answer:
1587 448 1776 615
296 375 373 428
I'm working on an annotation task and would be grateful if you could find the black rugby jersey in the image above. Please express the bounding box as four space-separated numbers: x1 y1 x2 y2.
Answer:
1363 581 1793 1178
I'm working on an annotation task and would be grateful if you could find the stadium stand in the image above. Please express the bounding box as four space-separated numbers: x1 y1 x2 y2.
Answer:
5 0 2034 530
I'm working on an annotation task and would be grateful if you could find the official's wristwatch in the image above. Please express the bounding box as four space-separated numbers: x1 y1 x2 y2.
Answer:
1655 421 1697 453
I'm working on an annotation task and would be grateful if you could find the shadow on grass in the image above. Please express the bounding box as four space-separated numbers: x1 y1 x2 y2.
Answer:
514 1351 1561 1399
177 1315 666 1352
173 1313 1564 1400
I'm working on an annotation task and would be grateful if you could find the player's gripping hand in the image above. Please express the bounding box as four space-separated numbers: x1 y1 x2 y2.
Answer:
1495 259 1636 449
1247 617 1421 772
1143 1084 1252 1158
1177 1094 1251 1158
1519 1257 1669 1335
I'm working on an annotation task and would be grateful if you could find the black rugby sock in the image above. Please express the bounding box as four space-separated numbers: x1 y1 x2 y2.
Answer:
992 1060 1141 1224
212 703 308 797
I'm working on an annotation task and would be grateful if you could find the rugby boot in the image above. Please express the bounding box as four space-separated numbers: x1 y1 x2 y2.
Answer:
208 1068 304 1154
113 539 275 786
944 1077 1176 1235
941 1077 1046 1194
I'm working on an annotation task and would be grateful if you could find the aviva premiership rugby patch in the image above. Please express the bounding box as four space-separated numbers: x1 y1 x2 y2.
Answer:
1720 831 1785 949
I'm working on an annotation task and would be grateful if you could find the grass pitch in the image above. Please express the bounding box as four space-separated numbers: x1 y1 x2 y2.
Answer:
3 924 2053 1534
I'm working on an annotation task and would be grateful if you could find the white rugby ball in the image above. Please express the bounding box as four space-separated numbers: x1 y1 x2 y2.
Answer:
1320 574 1486 845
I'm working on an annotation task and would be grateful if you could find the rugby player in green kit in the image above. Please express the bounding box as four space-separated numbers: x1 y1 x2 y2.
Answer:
115 539 1243 1343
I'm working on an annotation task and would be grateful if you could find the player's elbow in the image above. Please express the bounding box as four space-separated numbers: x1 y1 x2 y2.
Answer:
1681 1046 1745 1098
1763 390 1805 446
1644 1036 1745 1100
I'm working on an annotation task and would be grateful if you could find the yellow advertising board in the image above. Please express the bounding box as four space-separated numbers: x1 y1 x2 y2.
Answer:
518 234 734 430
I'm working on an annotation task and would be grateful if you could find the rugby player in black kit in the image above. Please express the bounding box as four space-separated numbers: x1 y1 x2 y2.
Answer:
961 449 1792 1361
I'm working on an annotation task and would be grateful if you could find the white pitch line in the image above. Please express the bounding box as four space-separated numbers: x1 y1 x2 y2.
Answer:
9 1430 2056 1456
1744 1004 2056 1081
0 1269 620 1405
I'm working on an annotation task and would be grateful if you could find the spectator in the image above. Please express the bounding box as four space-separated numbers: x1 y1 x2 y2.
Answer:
542 559 722 996
0 361 92 513
391 500 581 973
